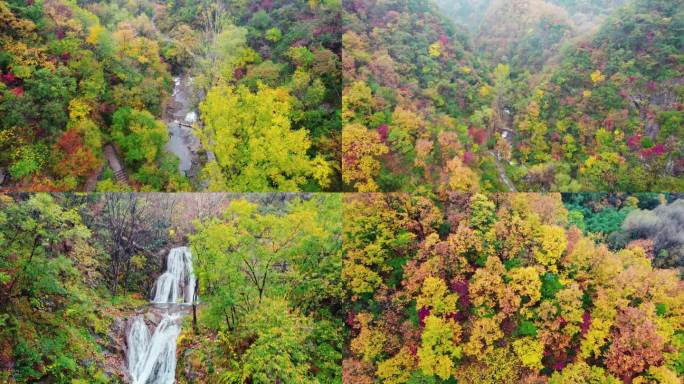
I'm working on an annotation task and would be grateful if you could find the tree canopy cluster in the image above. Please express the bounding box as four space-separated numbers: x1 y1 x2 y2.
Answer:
181 194 344 383
0 0 189 191
0 0 342 192
173 0 343 191
1 0 682 193
341 0 684 192
2 192 684 382
563 193 684 270
342 193 684 383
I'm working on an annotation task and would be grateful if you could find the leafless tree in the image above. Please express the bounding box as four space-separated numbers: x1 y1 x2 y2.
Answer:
94 193 179 295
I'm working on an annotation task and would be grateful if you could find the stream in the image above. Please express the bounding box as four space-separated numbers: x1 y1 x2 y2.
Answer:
165 76 202 178
126 247 196 384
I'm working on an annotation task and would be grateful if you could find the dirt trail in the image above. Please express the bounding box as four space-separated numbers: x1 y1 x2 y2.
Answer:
489 151 517 192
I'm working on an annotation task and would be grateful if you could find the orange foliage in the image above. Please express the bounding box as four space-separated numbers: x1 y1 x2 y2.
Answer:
53 129 100 179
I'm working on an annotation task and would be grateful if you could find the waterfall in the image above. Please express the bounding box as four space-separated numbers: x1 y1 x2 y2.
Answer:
127 247 195 384
127 316 150 380
129 314 181 384
152 246 196 304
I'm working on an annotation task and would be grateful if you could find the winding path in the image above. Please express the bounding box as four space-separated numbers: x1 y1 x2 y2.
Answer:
489 151 517 192
104 144 129 183
83 144 128 191
83 165 103 192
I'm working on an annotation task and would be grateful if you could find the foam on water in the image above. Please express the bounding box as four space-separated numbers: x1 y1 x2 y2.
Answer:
127 247 195 384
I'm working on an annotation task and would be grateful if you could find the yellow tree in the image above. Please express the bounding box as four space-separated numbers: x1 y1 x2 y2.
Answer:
507 266 542 313
518 99 550 163
512 337 544 371
376 348 417 384
443 157 480 192
342 124 388 191
342 195 413 296
351 313 387 363
342 81 374 124
417 276 459 316
533 225 567 269
418 315 462 379
197 83 330 191
463 317 503 357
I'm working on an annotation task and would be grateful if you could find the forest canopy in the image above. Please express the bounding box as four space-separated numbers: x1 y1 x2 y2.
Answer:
0 193 344 383
1 192 683 382
0 0 342 192
341 0 684 192
342 192 684 383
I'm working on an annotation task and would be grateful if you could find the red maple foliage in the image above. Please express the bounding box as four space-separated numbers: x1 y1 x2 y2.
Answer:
57 129 82 155
377 124 389 142
468 127 487 145
605 307 664 381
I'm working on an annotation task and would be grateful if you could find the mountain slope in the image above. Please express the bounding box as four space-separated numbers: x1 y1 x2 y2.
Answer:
512 0 684 191
342 0 494 192
343 0 684 192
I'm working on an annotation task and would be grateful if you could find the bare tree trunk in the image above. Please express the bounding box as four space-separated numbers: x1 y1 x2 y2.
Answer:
192 276 199 333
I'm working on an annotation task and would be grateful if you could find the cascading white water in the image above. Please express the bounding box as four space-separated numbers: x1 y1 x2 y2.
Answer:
129 314 181 384
127 316 151 380
152 246 196 304
127 247 196 384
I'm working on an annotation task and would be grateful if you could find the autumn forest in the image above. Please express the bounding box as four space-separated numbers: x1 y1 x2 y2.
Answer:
1 0 683 383
1 192 683 383
1 0 341 192
343 0 683 193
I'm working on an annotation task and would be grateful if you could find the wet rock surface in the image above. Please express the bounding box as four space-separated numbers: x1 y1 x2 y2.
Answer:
102 316 131 382
164 76 203 180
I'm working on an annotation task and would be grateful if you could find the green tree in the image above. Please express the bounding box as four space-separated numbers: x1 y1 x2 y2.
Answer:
232 298 314 384
0 194 107 382
0 194 89 307
190 196 333 328
111 107 168 167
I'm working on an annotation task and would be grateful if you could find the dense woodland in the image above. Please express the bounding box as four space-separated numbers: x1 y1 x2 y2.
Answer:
2 0 684 383
563 193 684 268
1 192 682 382
0 0 341 192
181 194 344 383
1 0 682 193
0 193 344 383
342 193 684 383
342 0 684 192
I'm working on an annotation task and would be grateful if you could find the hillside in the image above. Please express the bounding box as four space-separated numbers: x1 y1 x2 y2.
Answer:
0 193 344 383
342 0 684 192
342 193 684 383
342 0 493 192
0 0 342 192
512 0 684 192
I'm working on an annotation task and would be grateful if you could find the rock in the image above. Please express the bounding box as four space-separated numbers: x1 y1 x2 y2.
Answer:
145 311 159 325
101 318 130 383
112 318 126 336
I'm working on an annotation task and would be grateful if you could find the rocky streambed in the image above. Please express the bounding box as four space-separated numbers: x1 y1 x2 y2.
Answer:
164 76 203 181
